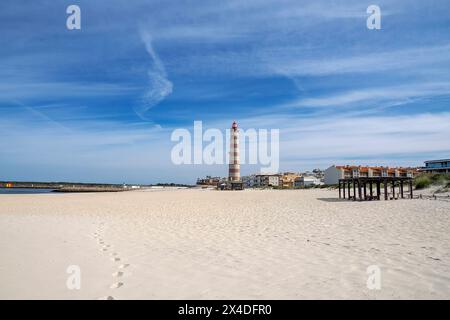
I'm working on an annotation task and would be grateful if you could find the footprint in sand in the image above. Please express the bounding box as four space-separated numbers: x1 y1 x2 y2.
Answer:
98 296 115 300
112 271 124 277
118 264 129 269
111 257 121 262
110 282 123 289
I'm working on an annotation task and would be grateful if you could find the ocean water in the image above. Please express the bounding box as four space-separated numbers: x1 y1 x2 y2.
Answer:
0 188 56 194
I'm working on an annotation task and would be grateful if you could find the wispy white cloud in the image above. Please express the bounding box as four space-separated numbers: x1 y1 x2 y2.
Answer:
1 0 449 182
1 109 449 183
175 111 450 170
234 112 450 173
163 42 450 81
290 82 450 108
0 82 139 102
134 30 173 121
269 44 450 77
149 0 376 42
0 115 173 183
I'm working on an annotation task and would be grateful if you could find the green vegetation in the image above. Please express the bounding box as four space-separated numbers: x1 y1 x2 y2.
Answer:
414 173 450 190
430 174 448 185
414 176 432 190
155 183 193 187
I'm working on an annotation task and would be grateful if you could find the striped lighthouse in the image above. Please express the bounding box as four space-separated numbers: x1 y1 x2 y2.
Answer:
228 121 240 182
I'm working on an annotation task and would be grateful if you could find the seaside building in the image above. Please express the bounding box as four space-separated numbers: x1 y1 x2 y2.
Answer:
196 176 222 186
0 182 14 188
242 175 257 188
255 174 281 187
280 172 301 188
301 169 324 181
324 165 418 185
228 121 240 182
420 159 450 173
311 168 324 180
294 176 322 188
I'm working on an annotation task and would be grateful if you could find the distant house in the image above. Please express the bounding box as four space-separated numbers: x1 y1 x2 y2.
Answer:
280 172 301 188
420 159 450 173
242 175 257 188
324 165 418 184
294 176 321 187
196 176 222 186
324 166 343 184
255 174 281 187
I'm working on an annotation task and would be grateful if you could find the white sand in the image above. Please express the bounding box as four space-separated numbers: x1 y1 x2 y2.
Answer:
0 189 449 300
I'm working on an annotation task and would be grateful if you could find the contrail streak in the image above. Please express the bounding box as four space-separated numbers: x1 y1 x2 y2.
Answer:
134 30 173 121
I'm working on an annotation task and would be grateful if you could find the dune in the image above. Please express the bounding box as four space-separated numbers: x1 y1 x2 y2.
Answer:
0 189 449 299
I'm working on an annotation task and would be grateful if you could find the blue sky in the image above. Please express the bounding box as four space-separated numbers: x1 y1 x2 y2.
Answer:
1 0 450 184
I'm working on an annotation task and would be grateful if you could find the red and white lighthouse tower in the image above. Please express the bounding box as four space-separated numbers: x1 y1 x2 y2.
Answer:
228 121 240 182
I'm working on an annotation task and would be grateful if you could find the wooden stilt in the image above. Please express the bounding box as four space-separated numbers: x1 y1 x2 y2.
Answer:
343 181 346 198
363 182 367 200
384 179 388 200
392 181 395 199
348 181 351 199
400 180 404 199
339 177 412 201
339 181 341 198
377 181 381 200
409 179 413 199
357 180 362 200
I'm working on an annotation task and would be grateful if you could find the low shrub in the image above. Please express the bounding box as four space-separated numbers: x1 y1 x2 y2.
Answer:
414 175 432 190
430 174 448 185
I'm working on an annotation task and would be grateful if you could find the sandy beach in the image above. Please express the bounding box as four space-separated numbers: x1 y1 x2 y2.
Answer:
0 189 449 300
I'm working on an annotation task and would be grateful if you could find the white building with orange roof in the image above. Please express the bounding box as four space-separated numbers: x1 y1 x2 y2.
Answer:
324 165 417 184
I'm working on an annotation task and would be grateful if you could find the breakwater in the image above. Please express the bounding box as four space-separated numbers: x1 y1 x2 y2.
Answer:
0 181 133 193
